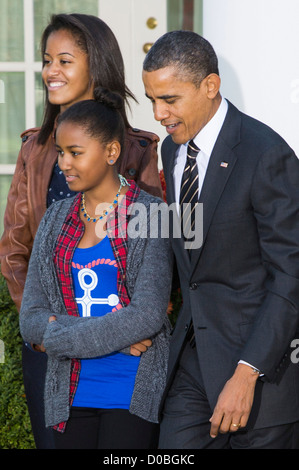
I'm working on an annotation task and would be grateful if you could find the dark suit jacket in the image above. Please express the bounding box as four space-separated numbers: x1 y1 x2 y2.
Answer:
162 100 299 429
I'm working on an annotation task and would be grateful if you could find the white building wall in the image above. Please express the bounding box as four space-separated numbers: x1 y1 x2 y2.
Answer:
203 0 299 155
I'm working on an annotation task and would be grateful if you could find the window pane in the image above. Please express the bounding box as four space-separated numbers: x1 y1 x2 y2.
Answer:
167 0 202 33
35 72 44 128
0 175 13 237
0 0 24 61
0 72 25 164
168 0 183 31
193 0 203 33
34 0 99 60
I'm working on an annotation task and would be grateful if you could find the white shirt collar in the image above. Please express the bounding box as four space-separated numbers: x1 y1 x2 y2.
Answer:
185 97 228 157
174 98 228 205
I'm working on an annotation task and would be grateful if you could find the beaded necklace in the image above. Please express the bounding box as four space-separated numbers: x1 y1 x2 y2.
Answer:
80 174 128 223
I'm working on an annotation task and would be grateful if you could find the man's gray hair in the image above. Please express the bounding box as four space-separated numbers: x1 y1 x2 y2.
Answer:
143 30 219 88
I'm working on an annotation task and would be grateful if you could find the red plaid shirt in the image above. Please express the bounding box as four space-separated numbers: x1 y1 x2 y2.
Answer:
53 180 140 432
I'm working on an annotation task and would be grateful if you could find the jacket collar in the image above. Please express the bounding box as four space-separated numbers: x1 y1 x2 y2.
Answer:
164 100 242 276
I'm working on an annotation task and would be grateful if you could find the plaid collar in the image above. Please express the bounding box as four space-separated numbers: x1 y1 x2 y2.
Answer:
53 179 140 432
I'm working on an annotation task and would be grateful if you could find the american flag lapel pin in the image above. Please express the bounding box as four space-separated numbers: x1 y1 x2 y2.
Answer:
220 161 229 168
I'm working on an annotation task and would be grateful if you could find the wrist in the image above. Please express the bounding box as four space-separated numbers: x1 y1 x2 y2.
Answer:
238 360 262 376
235 363 260 382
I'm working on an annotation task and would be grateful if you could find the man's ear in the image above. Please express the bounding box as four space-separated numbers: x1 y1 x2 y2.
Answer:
205 73 221 99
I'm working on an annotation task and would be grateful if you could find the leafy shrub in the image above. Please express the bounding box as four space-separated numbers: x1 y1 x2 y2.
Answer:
0 273 35 449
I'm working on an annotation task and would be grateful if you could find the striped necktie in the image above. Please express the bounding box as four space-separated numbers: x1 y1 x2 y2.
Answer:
179 139 200 241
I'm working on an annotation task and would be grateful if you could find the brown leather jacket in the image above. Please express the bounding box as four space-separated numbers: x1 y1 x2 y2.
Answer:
0 126 162 311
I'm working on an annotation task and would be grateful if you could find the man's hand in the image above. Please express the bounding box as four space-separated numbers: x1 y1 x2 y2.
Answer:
130 339 152 356
209 363 259 438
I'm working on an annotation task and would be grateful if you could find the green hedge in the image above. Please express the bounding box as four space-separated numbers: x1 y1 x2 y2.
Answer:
0 273 35 449
0 268 181 450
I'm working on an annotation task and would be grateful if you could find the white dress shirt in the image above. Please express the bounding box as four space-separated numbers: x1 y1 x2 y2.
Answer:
173 97 228 206
173 97 261 375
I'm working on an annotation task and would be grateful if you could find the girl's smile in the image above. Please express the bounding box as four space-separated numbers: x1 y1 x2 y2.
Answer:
42 29 94 112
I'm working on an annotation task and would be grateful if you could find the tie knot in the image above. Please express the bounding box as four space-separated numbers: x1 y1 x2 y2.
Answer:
187 140 200 159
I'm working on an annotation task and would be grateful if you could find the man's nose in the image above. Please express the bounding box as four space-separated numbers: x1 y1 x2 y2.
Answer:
153 102 170 122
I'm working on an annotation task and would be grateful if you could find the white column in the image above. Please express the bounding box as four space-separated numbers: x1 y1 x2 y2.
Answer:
202 0 299 155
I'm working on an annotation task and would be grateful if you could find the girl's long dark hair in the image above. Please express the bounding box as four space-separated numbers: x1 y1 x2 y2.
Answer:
38 13 136 145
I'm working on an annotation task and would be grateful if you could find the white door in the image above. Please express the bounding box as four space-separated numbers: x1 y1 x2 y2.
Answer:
99 0 168 151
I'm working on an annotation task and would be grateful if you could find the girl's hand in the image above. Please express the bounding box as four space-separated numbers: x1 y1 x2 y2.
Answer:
130 339 152 356
33 316 57 353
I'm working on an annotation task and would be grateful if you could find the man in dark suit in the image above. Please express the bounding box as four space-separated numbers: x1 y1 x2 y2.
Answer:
142 30 299 449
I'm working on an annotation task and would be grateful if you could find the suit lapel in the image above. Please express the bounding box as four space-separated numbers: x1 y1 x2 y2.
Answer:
162 138 191 276
189 142 237 272
190 101 241 275
162 101 242 280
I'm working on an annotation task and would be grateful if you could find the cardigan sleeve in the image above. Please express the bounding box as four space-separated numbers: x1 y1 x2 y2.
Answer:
20 200 173 358
42 206 173 359
19 198 84 344
19 208 57 344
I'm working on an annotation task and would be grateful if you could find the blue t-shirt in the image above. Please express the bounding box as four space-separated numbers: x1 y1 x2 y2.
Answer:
71 236 140 409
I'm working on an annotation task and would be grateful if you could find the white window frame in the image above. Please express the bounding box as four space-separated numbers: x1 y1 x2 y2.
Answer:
0 0 104 177
0 0 42 175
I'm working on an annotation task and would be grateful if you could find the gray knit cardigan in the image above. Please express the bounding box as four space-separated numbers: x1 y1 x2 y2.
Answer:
19 190 173 428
